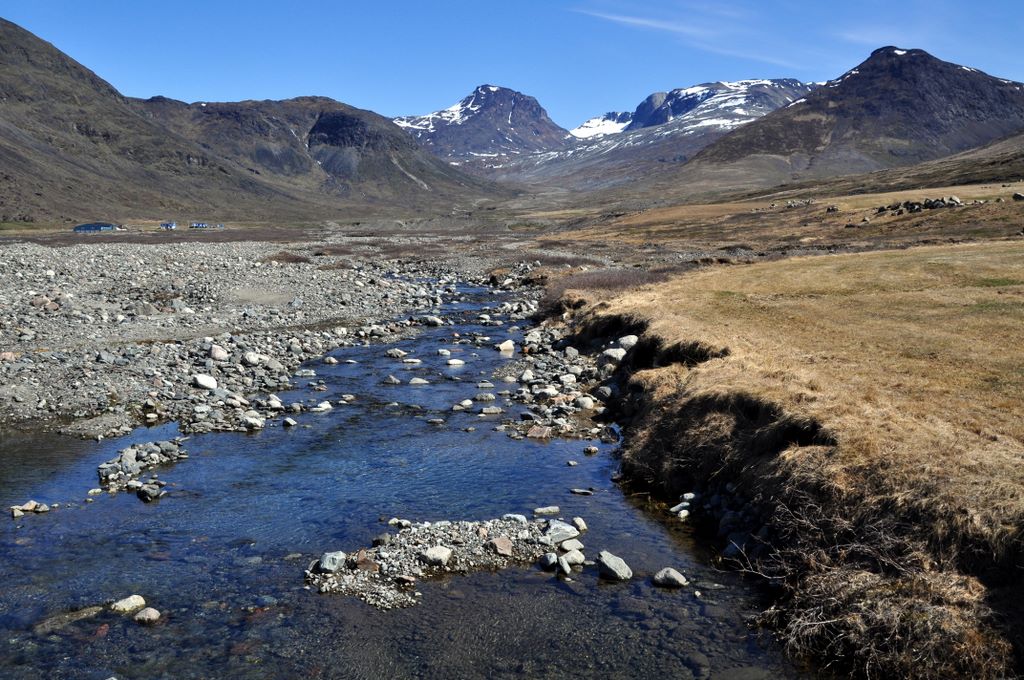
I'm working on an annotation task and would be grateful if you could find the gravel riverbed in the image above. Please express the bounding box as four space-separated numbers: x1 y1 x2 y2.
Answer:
0 240 485 437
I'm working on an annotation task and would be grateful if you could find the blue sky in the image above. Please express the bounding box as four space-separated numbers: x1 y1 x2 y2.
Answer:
5 1 1022 128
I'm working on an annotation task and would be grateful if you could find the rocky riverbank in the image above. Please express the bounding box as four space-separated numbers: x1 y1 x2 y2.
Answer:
0 240 488 437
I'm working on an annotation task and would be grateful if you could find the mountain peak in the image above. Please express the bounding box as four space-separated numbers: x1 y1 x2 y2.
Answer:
393 85 569 161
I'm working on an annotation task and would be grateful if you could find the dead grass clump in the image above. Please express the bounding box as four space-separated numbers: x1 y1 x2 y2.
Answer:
540 268 669 317
766 568 1011 678
524 252 604 268
264 250 312 264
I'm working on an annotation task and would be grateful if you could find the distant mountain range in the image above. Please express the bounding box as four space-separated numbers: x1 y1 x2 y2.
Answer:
393 79 818 189
2 14 1023 224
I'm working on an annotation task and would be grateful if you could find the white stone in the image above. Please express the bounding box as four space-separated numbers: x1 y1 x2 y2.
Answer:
653 567 689 588
192 374 217 390
111 595 146 613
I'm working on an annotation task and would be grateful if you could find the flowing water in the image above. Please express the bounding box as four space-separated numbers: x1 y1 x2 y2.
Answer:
0 285 801 679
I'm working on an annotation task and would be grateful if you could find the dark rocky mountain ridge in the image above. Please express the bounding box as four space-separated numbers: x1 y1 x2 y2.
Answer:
0 18 500 223
686 47 1024 182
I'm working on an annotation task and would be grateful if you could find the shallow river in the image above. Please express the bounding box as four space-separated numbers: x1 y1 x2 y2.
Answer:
0 285 801 679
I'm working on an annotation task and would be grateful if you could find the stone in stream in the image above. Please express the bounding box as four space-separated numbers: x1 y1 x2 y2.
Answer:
597 551 633 581
133 607 161 624
527 426 552 439
496 339 515 353
243 415 265 430
136 484 163 503
572 517 588 532
556 555 572 576
419 545 453 567
283 417 298 427
533 506 560 517
653 567 689 588
446 358 465 366
423 315 444 327
560 538 584 552
562 549 585 566
545 520 580 544
502 513 528 524
110 595 146 613
569 488 593 496
408 377 430 385
538 552 558 571
192 374 218 390
318 551 347 573
383 375 402 385
386 348 408 359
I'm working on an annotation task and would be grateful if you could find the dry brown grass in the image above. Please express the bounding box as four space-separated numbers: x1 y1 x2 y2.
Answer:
549 182 1024 252
579 241 1024 677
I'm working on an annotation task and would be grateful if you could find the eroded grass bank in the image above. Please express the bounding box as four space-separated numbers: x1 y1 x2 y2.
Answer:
560 241 1024 677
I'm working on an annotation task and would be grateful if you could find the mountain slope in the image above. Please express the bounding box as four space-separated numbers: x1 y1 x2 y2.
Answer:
393 85 570 165
135 96 496 205
0 18 499 224
685 47 1024 185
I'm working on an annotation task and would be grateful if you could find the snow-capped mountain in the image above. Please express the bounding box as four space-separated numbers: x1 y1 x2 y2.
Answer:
570 112 633 139
393 85 569 163
481 78 818 189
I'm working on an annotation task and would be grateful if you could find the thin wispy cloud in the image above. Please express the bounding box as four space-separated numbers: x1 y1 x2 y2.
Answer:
574 10 716 40
574 5 800 69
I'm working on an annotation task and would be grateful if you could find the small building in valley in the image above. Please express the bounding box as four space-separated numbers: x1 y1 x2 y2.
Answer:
73 222 116 233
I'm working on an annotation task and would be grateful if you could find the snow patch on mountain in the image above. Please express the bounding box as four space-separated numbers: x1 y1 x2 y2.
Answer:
570 112 633 139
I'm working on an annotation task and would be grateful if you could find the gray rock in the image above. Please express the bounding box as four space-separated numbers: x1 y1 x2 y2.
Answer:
192 374 218 390
562 549 585 566
601 348 627 363
533 506 560 516
133 607 161 624
618 335 639 350
538 552 558 570
596 550 632 580
560 538 584 551
545 520 580 544
318 551 347 573
110 594 146 613
419 545 452 567
653 567 689 588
